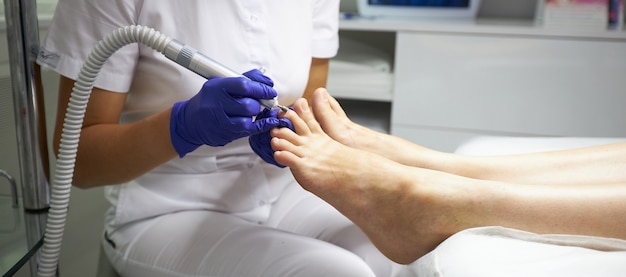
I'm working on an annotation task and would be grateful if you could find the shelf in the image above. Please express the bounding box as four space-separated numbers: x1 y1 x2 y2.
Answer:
335 98 391 134
339 17 626 41
327 30 394 102
327 86 393 102
0 195 28 275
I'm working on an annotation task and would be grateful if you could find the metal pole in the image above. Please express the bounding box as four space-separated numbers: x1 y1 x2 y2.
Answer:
4 1 52 275
3 0 50 211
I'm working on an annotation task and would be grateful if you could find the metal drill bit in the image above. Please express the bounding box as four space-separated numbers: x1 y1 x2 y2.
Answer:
277 105 289 112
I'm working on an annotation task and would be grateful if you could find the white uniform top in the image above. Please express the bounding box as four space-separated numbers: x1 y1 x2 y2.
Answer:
39 0 339 229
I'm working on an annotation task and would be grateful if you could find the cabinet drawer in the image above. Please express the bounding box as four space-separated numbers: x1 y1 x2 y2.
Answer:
392 32 626 137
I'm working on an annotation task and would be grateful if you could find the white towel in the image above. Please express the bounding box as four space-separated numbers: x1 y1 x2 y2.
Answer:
401 226 626 277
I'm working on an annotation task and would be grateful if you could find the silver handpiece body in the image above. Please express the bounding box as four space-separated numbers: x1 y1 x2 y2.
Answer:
163 39 281 110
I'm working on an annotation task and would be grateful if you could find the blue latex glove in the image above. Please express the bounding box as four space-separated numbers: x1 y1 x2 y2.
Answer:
249 107 294 168
170 69 280 157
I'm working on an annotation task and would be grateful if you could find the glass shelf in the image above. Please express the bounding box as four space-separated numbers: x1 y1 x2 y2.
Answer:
0 195 46 277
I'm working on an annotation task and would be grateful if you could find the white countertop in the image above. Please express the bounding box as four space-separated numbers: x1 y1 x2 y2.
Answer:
340 16 626 41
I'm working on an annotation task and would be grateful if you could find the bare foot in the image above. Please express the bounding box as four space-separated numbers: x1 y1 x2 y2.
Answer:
310 88 444 169
309 88 382 151
271 98 455 264
271 98 387 204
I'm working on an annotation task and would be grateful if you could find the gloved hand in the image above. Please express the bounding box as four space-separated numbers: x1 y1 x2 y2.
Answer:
249 107 294 168
170 69 280 157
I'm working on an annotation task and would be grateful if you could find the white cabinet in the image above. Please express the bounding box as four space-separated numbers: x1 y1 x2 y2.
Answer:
329 17 626 151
